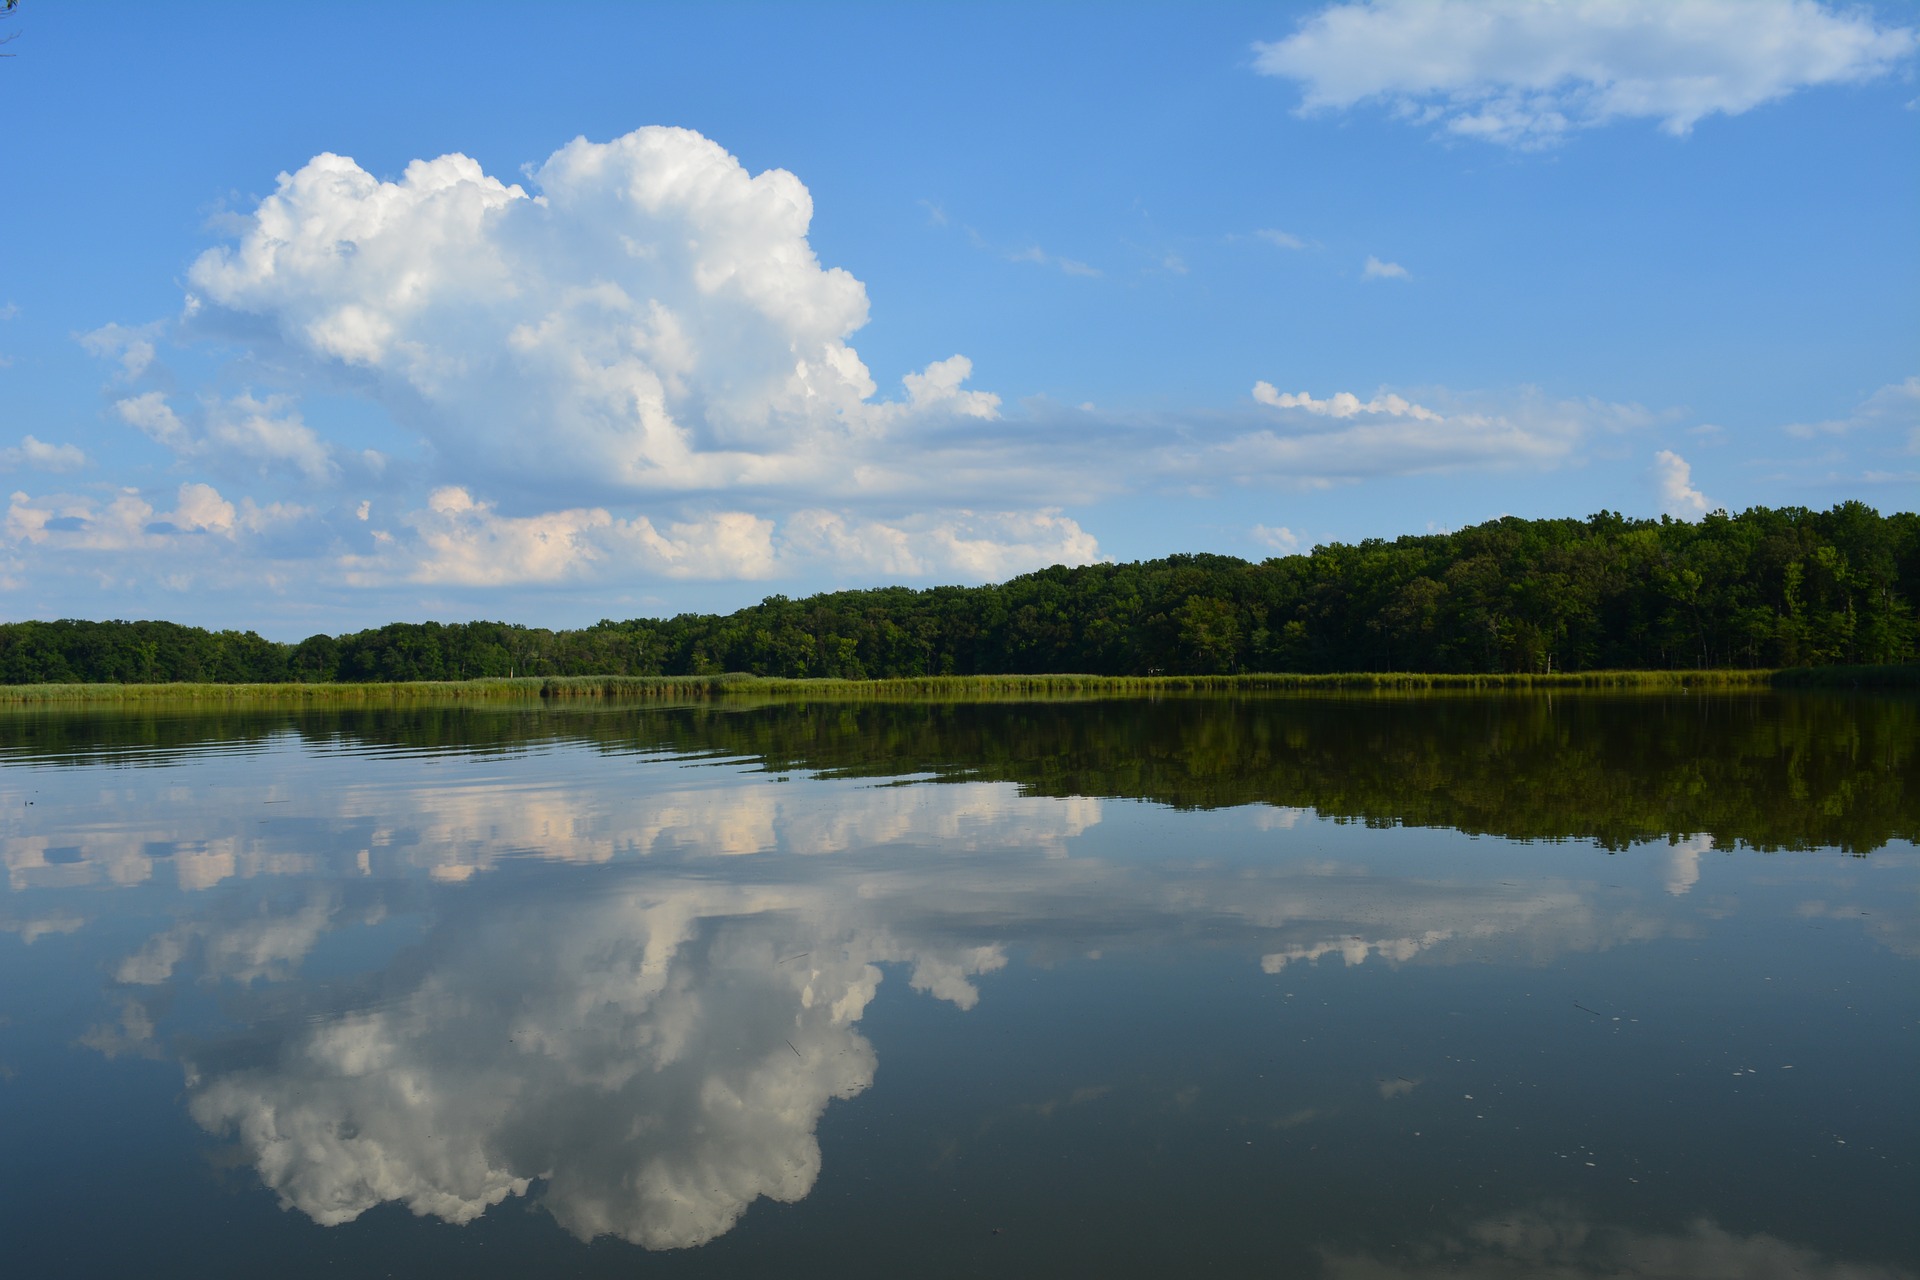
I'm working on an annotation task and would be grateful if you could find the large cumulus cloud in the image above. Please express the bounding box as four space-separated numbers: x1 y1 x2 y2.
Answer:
185 129 1003 503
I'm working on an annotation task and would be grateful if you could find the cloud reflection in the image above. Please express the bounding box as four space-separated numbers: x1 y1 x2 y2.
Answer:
1319 1205 1915 1279
180 880 1000 1248
30 759 1913 1252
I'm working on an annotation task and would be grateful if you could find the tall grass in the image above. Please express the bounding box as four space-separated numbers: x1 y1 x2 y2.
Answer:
0 668 1806 706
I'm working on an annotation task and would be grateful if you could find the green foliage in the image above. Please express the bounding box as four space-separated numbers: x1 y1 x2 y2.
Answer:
1 503 1914 684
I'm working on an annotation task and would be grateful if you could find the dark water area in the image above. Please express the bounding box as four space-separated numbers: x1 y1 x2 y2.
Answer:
1 693 1914 1277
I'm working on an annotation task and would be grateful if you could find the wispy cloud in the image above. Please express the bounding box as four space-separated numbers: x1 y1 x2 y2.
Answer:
1362 255 1409 281
1007 245 1101 278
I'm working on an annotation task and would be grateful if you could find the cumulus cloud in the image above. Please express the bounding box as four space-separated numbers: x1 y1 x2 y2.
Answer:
185 128 1006 502
1254 0 1919 148
1361 255 1409 280
0 436 88 473
1652 448 1711 515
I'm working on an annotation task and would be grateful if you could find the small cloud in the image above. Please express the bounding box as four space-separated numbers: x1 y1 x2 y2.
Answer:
1008 245 1102 278
79 321 163 379
1253 382 1440 421
1256 228 1307 250
1251 524 1302 553
1 436 88 473
1652 449 1711 516
0 302 19 321
918 199 948 228
1362 255 1409 281
1161 253 1188 276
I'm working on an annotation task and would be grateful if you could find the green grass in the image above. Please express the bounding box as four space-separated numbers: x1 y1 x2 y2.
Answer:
0 667 1813 705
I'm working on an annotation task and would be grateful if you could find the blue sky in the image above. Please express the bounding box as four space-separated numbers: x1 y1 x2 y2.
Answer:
1 1 1915 637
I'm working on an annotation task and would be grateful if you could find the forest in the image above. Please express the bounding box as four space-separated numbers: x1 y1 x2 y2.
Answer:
1 502 1914 685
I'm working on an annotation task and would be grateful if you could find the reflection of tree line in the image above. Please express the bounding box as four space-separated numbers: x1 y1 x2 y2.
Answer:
2 505 1915 684
5 694 1913 852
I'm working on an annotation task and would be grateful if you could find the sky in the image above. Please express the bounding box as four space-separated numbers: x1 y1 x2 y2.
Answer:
0 0 1915 638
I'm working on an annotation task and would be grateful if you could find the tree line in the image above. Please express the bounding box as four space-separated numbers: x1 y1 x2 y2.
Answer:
2 502 1914 684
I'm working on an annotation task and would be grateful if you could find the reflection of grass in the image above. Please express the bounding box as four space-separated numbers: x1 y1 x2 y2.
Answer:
0 668 1808 704
1771 663 1920 689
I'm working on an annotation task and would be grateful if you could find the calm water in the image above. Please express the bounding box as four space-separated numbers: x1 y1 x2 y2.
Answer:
1 693 1914 1278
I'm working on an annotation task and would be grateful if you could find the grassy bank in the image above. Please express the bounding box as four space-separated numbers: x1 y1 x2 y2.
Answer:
0 667 1822 705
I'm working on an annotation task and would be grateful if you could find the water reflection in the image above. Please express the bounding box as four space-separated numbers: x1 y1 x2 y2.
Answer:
1 696 1914 1274
1320 1207 1914 1279
3 691 1914 850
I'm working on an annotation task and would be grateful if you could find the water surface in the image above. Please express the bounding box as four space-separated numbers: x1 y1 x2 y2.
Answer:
1 693 1914 1277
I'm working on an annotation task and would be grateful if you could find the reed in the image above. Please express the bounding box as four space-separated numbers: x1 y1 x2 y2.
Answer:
0 668 1805 705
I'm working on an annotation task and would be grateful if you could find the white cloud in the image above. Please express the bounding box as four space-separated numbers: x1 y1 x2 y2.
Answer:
4 481 306 553
1251 524 1302 553
345 490 1099 588
1188 384 1644 487
116 390 337 481
1007 245 1101 278
344 486 776 587
186 129 1005 502
1652 448 1711 515
1362 254 1409 280
1256 228 1307 250
116 390 192 449
205 393 338 481
782 508 1101 580
1254 383 1440 421
79 321 162 379
1255 0 1919 148
1 436 88 473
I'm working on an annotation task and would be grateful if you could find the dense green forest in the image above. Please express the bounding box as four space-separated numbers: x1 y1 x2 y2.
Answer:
2 503 1914 684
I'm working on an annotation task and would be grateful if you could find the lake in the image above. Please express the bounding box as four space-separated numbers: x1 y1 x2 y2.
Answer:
1 692 1914 1277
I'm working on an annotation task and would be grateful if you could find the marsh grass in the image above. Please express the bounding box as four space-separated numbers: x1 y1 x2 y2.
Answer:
0 668 1808 706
